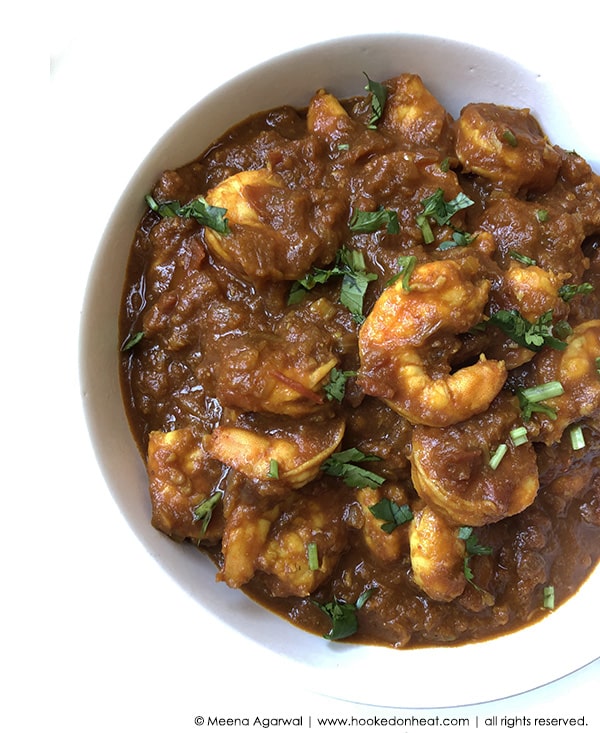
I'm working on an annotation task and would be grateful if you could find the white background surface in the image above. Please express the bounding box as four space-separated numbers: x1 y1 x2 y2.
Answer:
8 1 599 730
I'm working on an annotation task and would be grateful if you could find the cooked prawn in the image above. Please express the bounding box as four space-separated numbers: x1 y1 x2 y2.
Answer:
524 319 600 445
358 257 507 427
219 486 348 596
410 392 539 526
205 418 345 490
408 505 466 602
203 168 343 281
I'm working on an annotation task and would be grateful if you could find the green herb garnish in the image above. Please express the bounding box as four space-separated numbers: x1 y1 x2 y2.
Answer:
517 381 564 421
509 249 537 266
483 309 568 351
121 331 144 350
192 492 222 536
349 207 399 234
458 527 492 588
146 193 229 234
542 585 555 610
363 73 387 129
267 459 280 479
307 542 320 571
438 230 475 250
324 368 357 402
558 282 594 302
288 246 377 321
570 425 585 450
388 255 417 291
489 443 508 470
416 188 474 244
369 498 413 533
314 588 374 640
321 447 385 488
502 129 518 147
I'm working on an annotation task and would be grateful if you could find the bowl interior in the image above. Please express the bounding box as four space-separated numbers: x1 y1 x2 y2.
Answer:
80 33 599 708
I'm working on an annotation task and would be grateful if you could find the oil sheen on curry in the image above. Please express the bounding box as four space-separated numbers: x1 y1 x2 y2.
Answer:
120 73 600 648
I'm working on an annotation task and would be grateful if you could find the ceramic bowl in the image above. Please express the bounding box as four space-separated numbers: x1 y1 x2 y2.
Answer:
80 33 599 707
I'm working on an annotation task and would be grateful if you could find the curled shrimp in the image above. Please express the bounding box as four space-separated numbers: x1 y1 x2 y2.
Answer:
203 168 344 282
524 319 600 445
146 428 225 543
219 484 349 596
410 392 539 526
205 418 345 490
486 263 570 369
455 103 561 194
408 505 466 602
358 257 507 427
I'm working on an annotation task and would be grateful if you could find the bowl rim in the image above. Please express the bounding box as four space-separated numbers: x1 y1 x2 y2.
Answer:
79 31 600 708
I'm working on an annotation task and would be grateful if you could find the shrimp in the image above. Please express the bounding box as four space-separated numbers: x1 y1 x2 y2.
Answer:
410 392 539 526
203 168 343 282
307 88 357 143
408 505 466 602
146 428 225 543
219 485 348 596
455 103 561 194
205 418 345 490
378 74 454 153
523 319 600 445
356 485 410 564
256 491 349 597
486 263 570 369
358 257 507 427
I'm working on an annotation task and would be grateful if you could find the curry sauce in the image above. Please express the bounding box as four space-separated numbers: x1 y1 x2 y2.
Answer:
120 74 600 648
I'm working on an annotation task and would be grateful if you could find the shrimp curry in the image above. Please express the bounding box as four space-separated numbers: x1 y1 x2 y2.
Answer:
120 73 600 648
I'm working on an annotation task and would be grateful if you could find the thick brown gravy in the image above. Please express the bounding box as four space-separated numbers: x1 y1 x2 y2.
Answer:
120 73 600 648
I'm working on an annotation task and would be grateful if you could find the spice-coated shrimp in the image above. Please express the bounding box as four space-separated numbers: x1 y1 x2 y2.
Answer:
358 257 507 427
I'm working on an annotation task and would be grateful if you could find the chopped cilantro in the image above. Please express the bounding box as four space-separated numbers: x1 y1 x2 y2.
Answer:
321 447 385 488
349 207 399 234
458 527 492 588
558 282 594 302
313 588 374 640
363 73 387 129
416 188 474 244
121 331 144 351
146 193 229 234
509 249 537 266
324 368 357 402
387 255 417 291
369 498 413 533
483 309 568 351
192 492 222 536
288 246 377 321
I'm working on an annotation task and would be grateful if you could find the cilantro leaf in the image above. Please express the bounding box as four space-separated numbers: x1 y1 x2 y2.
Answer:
369 498 413 533
558 282 594 302
387 255 417 291
363 73 387 129
323 368 357 402
288 247 377 321
146 193 229 234
484 309 568 351
349 207 400 234
321 447 385 488
313 588 374 640
416 188 474 244
458 527 492 588
121 331 144 351
192 492 222 536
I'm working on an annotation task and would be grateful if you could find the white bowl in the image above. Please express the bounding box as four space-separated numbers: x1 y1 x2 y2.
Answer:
80 33 599 708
